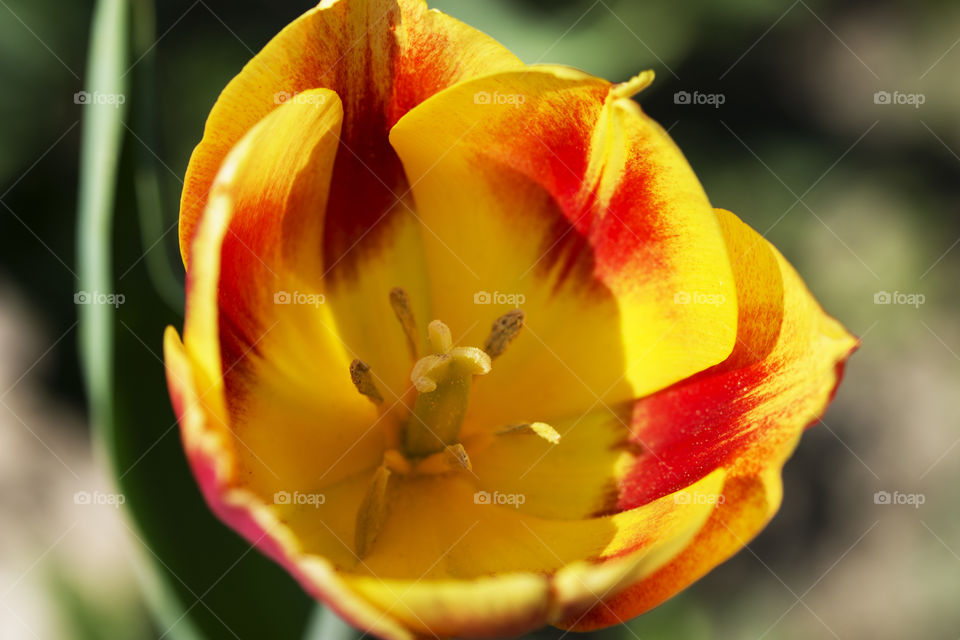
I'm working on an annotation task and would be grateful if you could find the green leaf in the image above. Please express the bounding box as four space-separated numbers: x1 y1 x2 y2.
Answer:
77 1 313 638
76 0 126 450
303 606 362 640
129 0 184 315
76 1 202 638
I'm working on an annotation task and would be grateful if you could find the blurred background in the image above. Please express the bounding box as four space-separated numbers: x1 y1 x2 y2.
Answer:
1 0 957 638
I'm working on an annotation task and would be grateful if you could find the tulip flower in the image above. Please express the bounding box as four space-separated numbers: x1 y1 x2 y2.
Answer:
163 0 857 637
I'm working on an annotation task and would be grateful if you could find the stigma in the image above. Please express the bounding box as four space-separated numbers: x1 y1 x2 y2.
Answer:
403 319 491 457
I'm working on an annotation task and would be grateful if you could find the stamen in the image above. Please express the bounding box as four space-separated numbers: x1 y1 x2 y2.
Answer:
389 287 419 360
497 421 561 444
355 464 392 558
349 359 383 404
483 309 525 359
445 443 472 470
382 449 412 474
416 443 473 474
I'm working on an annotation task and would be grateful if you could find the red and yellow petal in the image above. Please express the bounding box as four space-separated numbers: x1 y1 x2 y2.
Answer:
567 469 782 631
208 465 723 639
619 209 857 508
167 323 408 633
169 90 384 514
563 209 857 629
179 0 526 400
388 65 737 441
466 407 636 520
179 0 522 269
335 470 724 637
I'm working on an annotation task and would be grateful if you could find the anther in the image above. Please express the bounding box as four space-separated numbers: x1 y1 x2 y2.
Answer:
416 443 473 475
483 309 525 359
350 359 383 404
445 443 472 470
497 421 561 444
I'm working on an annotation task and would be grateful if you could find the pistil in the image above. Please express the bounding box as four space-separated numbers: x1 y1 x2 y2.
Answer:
402 320 491 458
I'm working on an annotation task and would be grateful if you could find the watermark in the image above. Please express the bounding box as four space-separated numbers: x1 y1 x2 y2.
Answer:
474 490 525 508
274 91 327 107
74 291 125 308
74 91 125 108
874 290 924 308
474 90 526 107
274 490 326 507
674 491 725 506
674 291 726 307
474 290 525 307
274 290 325 307
674 90 725 108
74 490 125 508
874 490 924 508
873 90 925 108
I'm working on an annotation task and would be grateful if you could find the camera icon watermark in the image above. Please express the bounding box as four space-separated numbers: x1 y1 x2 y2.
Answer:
873 490 925 508
473 490 525 508
873 90 925 108
74 490 126 508
74 91 126 108
674 491 725 505
273 490 326 508
673 90 725 108
673 291 726 307
274 290 325 307
74 291 125 308
274 91 327 108
473 290 525 307
473 91 526 107
873 290 924 308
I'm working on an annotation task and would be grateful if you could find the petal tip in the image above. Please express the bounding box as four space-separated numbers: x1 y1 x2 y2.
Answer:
611 69 655 100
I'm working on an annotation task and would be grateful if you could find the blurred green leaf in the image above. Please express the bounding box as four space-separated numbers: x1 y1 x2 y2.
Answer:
130 0 185 315
76 1 198 637
624 594 712 639
77 1 313 638
303 605 361 640
76 0 125 451
47 561 153 640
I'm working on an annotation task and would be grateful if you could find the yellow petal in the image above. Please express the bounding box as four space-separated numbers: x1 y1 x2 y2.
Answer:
471 409 632 520
571 209 857 628
337 471 723 637
179 0 522 267
389 66 738 436
175 89 383 505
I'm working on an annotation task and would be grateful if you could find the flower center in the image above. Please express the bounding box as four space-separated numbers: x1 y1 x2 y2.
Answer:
349 288 528 465
347 288 555 556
